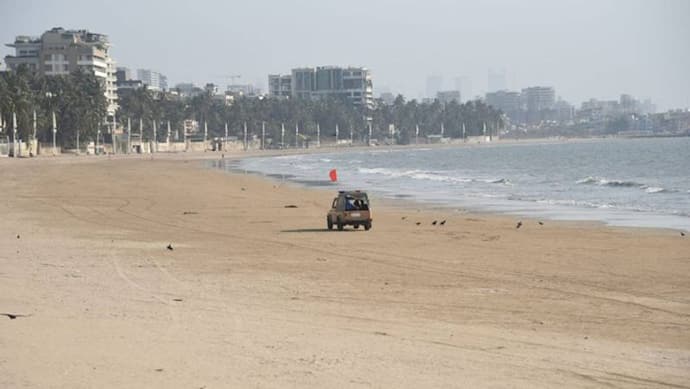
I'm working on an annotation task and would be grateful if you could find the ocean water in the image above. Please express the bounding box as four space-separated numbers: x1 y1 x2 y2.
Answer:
232 137 690 231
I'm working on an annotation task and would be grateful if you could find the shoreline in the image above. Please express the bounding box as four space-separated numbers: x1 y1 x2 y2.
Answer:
2 141 688 234
221 142 690 234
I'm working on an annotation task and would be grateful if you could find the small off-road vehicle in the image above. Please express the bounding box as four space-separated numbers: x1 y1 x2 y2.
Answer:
327 191 372 231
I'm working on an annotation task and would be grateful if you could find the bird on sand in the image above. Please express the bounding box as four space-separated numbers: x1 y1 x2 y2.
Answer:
415 222 421 226
538 221 544 225
166 243 174 251
1 313 30 320
440 220 446 225
516 221 523 229
682 232 686 237
401 216 407 220
432 220 437 225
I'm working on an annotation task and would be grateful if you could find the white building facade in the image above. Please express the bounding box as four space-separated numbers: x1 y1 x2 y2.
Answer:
5 27 118 114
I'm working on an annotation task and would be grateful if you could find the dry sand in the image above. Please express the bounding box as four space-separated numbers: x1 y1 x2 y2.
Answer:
0 153 689 388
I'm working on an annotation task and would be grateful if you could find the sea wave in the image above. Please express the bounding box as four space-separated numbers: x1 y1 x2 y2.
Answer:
357 167 473 184
488 178 512 185
645 186 666 194
535 198 616 209
576 176 643 187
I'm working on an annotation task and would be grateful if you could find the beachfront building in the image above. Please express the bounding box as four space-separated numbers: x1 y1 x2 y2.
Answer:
4 27 118 114
522 86 556 125
486 90 523 122
268 66 374 109
522 86 555 112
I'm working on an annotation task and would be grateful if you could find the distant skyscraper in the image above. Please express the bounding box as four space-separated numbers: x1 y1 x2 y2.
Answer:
487 69 507 93
136 69 168 91
454 76 472 102
426 75 443 99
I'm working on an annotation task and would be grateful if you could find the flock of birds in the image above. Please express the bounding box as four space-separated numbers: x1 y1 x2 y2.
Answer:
402 216 545 230
401 216 447 226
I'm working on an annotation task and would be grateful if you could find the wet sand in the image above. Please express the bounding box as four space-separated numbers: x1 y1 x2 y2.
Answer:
1 153 688 388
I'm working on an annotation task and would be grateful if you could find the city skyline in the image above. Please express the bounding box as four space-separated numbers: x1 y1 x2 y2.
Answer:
2 0 689 111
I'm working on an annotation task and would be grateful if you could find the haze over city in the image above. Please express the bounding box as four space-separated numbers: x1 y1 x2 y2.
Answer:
2 0 689 110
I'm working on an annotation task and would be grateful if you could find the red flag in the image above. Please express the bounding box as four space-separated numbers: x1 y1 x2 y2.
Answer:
329 169 337 182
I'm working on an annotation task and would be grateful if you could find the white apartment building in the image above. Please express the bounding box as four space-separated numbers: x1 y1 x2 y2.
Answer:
136 68 168 91
5 27 118 114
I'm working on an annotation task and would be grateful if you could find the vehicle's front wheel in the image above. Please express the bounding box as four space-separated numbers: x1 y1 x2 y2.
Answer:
327 216 333 230
364 221 372 231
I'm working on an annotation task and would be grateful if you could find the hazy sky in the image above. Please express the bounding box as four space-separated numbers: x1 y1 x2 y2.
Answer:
2 0 689 110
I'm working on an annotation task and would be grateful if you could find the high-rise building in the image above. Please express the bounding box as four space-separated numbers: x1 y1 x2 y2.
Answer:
270 66 373 108
486 90 522 119
115 67 133 84
454 76 472 102
426 75 443 99
268 74 292 98
136 69 168 91
4 27 118 114
522 86 556 112
114 66 143 90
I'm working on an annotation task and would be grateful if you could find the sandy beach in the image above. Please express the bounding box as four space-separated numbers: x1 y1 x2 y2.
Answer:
1 152 688 388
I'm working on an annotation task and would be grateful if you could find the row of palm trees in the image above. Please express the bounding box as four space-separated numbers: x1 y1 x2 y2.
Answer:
1 66 504 149
118 89 504 145
0 66 106 148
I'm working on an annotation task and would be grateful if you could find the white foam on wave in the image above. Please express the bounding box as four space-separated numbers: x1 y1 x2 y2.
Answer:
576 176 658 190
357 167 473 184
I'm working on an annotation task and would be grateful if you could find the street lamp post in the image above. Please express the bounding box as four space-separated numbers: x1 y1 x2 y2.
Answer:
12 112 18 158
127 117 132 154
32 110 37 144
112 112 117 155
224 122 228 151
52 111 57 155
152 119 157 153
243 121 248 151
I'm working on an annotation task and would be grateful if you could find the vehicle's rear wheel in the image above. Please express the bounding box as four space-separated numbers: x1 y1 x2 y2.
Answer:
337 218 344 231
364 221 372 231
354 224 360 229
327 216 333 230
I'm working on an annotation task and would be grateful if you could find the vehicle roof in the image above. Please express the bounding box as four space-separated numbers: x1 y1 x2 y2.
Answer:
338 190 368 199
